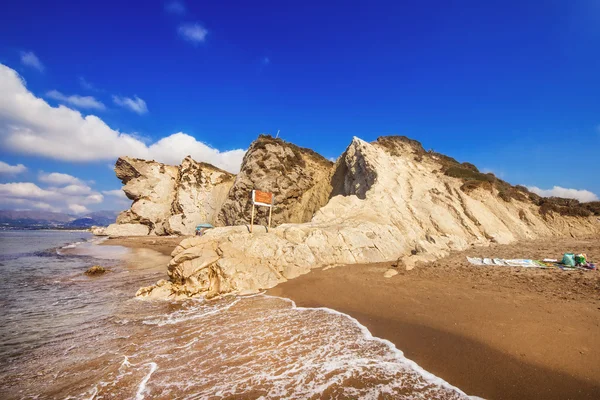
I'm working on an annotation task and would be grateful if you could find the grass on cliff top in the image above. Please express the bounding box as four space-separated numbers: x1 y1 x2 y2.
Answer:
375 135 599 218
253 135 334 171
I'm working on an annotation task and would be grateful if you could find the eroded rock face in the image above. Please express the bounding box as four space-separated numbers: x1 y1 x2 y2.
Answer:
216 135 335 227
105 223 150 237
165 156 235 235
137 136 600 300
104 156 235 237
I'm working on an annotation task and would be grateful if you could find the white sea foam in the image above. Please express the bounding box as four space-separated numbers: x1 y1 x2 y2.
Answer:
61 241 83 249
135 362 157 400
268 294 473 397
141 297 240 326
124 294 474 399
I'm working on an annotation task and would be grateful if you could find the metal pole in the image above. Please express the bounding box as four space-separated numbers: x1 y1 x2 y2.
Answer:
268 204 273 229
250 203 255 233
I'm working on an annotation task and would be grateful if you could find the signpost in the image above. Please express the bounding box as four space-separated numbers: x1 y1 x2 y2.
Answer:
250 190 274 233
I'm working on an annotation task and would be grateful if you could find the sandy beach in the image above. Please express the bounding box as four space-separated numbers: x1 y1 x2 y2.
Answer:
269 237 600 400
100 235 187 256
104 235 600 399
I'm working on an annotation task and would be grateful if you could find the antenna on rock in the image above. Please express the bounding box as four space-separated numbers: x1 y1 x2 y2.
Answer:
275 130 280 138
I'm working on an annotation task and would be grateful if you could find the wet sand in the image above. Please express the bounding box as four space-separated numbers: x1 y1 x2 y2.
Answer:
99 236 187 256
269 237 600 400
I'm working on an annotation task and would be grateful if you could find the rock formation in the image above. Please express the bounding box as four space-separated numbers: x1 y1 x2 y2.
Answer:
136 136 600 300
216 135 334 226
104 156 234 237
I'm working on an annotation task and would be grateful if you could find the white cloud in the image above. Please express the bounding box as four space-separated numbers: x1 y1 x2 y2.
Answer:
0 64 245 172
20 51 44 72
113 95 148 114
57 183 93 196
46 90 105 110
68 204 89 214
527 186 599 203
78 76 100 91
0 161 27 175
0 182 55 199
165 0 185 14
178 23 208 44
147 132 246 167
0 181 104 214
38 172 81 185
0 197 58 212
102 189 127 199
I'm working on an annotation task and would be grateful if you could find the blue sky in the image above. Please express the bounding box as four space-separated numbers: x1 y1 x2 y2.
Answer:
1 0 599 213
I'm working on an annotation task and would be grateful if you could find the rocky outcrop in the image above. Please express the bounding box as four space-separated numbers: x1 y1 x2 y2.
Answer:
104 156 234 237
105 223 150 237
216 135 334 227
165 157 235 235
136 136 600 300
90 226 107 236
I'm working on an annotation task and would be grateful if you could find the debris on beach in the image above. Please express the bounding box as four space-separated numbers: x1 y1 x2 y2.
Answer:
466 253 596 271
85 265 108 275
383 268 399 278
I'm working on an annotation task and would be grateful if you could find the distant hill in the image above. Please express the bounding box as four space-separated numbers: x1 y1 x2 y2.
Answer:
0 210 120 230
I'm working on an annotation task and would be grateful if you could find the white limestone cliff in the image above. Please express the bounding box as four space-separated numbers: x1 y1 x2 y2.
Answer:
136 137 600 299
104 156 234 237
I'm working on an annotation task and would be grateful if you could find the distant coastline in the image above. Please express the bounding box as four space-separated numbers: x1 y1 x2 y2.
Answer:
0 209 119 231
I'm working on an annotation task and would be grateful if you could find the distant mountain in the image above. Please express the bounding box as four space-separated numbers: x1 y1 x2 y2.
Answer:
65 211 119 228
0 210 120 230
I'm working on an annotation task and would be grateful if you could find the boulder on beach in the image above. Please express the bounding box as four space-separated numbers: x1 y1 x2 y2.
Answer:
85 265 107 275
104 223 150 237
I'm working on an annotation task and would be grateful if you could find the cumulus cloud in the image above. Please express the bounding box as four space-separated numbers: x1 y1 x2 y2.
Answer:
46 90 105 110
527 186 599 203
0 182 54 199
102 189 127 199
56 183 94 196
0 64 245 172
178 23 208 44
165 0 185 14
20 51 44 72
0 197 59 212
113 95 148 114
0 161 27 175
146 132 246 167
38 172 81 185
0 180 104 214
68 204 89 214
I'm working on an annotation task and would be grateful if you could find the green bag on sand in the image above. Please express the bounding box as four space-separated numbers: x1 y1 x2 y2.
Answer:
562 253 575 266
574 254 586 265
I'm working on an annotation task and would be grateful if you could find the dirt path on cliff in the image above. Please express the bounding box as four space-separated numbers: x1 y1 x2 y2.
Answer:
269 237 600 400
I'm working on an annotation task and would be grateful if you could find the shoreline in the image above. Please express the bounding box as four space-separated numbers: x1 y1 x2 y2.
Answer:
100 235 600 399
98 235 188 256
269 237 600 400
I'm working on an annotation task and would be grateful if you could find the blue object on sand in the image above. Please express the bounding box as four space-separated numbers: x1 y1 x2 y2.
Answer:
195 223 214 231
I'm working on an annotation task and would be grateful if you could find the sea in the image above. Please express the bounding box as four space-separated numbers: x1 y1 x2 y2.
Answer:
0 230 474 399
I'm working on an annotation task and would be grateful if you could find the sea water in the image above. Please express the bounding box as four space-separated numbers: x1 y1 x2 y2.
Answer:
0 230 472 399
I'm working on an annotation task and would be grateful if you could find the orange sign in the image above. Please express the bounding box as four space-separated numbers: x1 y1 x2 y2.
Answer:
253 190 273 205
250 190 275 232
